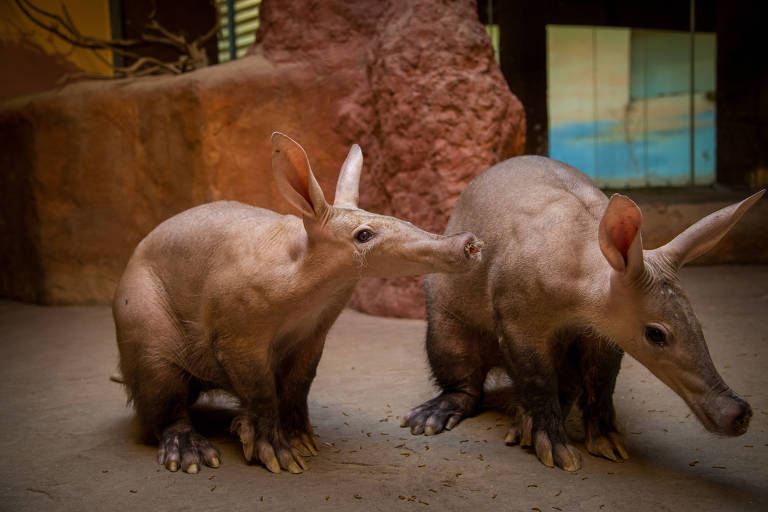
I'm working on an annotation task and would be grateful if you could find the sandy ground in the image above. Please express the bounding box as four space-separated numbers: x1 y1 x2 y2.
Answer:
0 265 766 512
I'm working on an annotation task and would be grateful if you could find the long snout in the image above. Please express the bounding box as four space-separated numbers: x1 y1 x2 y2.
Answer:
665 371 752 437
628 323 752 438
417 231 484 275
445 231 484 269
689 387 752 437
402 230 484 275
364 229 483 278
637 352 752 437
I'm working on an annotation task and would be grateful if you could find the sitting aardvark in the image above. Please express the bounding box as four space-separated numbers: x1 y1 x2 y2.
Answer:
113 133 483 474
402 155 763 471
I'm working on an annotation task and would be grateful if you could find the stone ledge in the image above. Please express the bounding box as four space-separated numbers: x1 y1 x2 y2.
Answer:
0 0 525 318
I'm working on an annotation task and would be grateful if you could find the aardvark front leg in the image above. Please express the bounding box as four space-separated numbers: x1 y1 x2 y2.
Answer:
402 307 495 435
275 335 327 457
579 339 628 462
218 334 307 474
499 325 582 471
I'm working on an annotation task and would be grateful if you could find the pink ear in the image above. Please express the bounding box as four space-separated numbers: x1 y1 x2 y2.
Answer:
271 132 327 218
598 194 644 273
280 147 312 206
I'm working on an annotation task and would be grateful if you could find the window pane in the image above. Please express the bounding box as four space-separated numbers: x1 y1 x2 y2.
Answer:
547 25 716 188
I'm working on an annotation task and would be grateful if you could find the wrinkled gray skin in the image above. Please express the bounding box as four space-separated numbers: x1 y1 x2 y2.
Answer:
403 156 763 471
113 133 483 475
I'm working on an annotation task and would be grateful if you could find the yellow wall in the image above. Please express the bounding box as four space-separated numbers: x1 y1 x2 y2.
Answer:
0 0 113 76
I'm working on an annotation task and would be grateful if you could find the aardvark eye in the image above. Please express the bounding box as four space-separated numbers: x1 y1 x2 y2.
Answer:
644 325 667 346
355 229 374 243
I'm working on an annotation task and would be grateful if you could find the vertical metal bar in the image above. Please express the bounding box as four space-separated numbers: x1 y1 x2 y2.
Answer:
643 33 649 185
689 0 696 186
227 0 237 61
593 27 599 180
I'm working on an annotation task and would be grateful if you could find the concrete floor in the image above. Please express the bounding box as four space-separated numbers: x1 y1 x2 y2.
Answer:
0 266 766 511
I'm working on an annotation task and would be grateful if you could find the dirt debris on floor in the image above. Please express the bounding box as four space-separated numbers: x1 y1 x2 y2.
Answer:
0 266 766 511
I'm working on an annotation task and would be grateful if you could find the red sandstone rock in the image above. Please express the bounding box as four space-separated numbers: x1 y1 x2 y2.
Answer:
252 0 526 316
0 0 525 318
0 59 355 304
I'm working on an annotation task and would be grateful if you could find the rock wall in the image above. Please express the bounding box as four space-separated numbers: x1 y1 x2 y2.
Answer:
0 0 525 318
251 0 525 316
0 59 353 304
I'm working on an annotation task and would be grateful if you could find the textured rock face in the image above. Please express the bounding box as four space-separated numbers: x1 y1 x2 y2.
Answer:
0 60 353 304
252 0 526 316
0 0 525 318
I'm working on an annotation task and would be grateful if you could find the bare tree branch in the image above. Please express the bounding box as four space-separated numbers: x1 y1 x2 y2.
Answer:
146 19 188 49
14 0 221 81
198 13 221 45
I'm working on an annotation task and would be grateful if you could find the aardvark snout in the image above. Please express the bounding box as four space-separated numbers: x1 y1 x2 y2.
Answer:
425 231 483 274
693 387 752 437
706 391 752 436
454 232 484 262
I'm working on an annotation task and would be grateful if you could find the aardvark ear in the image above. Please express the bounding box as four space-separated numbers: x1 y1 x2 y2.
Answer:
334 143 363 208
271 132 329 218
657 189 765 269
599 194 644 277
